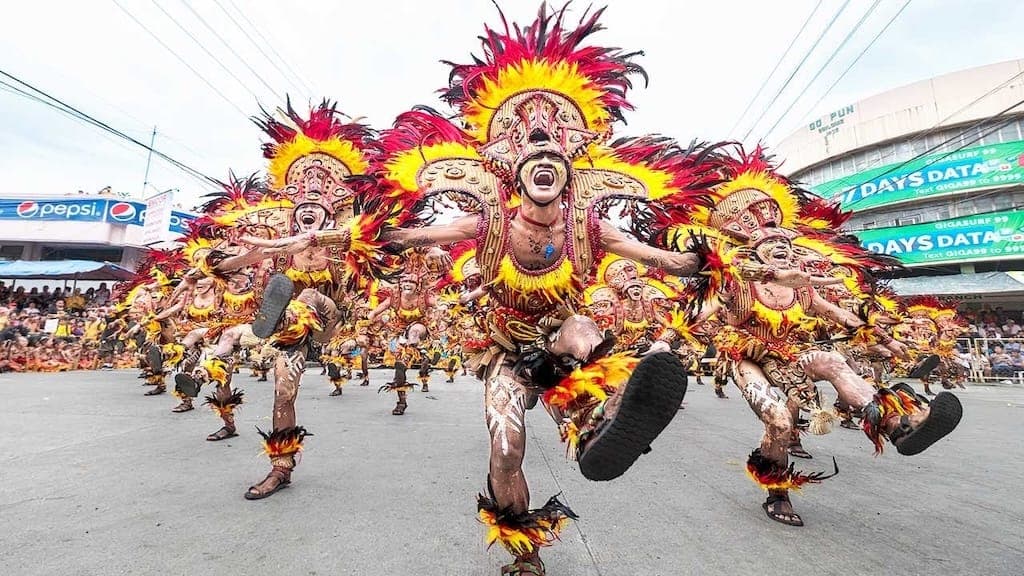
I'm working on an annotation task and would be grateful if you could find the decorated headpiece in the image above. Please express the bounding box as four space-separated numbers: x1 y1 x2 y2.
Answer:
748 226 796 248
201 172 292 240
255 99 379 220
442 3 646 175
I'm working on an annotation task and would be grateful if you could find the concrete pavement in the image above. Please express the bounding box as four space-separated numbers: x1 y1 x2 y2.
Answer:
1 368 1022 575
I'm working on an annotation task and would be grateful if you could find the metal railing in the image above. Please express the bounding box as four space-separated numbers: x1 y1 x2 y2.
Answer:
956 337 1024 384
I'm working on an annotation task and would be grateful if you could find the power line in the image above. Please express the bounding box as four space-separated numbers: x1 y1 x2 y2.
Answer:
210 0 311 98
790 0 913 133
177 0 285 100
728 0 824 137
148 0 264 103
741 0 853 142
0 68 220 188
761 0 884 141
110 0 250 120
0 78 142 157
223 0 318 96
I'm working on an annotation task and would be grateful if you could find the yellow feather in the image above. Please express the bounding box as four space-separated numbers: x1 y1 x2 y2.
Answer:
494 255 577 305
574 147 675 200
713 171 799 228
384 142 481 194
464 59 610 142
267 135 369 189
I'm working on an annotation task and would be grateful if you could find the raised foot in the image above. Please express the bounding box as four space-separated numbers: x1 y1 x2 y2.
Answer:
252 273 294 339
894 392 962 456
578 352 688 481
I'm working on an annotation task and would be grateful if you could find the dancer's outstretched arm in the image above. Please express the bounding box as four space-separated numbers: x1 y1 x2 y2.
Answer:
599 222 701 276
810 291 908 357
240 215 479 256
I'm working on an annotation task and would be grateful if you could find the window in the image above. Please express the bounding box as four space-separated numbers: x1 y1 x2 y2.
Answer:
0 245 23 260
998 122 1021 143
863 147 882 170
993 194 1013 210
41 247 123 262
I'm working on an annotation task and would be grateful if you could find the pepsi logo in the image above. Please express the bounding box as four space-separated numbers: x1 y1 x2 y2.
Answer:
108 202 137 222
16 201 39 218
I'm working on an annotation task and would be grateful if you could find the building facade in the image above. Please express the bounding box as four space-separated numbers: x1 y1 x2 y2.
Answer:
775 60 1024 303
0 194 195 270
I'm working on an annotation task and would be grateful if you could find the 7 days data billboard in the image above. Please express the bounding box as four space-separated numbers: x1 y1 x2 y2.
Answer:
858 209 1024 266
811 140 1024 210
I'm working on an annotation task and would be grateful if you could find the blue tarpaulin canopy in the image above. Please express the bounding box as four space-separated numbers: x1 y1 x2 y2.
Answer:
0 260 134 281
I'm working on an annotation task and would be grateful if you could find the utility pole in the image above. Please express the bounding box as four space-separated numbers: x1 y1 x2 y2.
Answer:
141 126 156 199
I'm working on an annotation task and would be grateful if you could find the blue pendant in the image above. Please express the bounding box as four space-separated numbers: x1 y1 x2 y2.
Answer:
544 243 555 260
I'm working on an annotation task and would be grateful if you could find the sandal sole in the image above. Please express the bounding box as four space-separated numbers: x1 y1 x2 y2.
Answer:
174 373 200 398
578 352 687 481
896 392 962 456
206 431 239 442
252 274 295 339
244 481 290 500
908 354 941 379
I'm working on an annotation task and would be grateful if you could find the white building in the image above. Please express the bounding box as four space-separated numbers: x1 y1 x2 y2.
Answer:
775 60 1024 304
0 193 196 271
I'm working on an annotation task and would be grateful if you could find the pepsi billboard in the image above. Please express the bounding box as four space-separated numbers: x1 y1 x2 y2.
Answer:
0 198 194 232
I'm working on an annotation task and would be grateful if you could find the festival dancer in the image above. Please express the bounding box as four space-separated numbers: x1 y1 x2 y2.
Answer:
242 7 717 572
172 176 292 442
114 262 182 395
370 268 440 411
668 150 963 526
896 297 969 394
322 322 359 396
204 102 387 500
155 269 223 413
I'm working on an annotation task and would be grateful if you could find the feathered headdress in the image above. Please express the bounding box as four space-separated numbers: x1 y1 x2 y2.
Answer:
442 3 647 173
202 173 292 240
255 98 380 215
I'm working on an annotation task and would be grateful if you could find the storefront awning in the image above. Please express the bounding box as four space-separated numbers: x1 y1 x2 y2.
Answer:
889 271 1024 297
0 260 135 281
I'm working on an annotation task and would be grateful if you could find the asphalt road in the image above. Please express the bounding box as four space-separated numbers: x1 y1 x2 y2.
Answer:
1 367 1022 576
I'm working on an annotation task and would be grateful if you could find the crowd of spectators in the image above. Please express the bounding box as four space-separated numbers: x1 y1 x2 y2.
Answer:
0 281 136 372
959 307 1024 380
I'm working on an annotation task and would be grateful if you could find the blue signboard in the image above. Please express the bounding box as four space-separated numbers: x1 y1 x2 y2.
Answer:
0 198 195 234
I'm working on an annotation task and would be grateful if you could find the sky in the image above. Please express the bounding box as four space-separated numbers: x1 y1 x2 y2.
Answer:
1 0 1022 211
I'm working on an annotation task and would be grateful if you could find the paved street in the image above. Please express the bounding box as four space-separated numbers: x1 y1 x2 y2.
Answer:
2 367 1022 576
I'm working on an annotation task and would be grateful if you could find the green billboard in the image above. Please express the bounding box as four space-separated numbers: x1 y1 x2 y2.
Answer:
858 209 1024 266
812 140 1024 210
